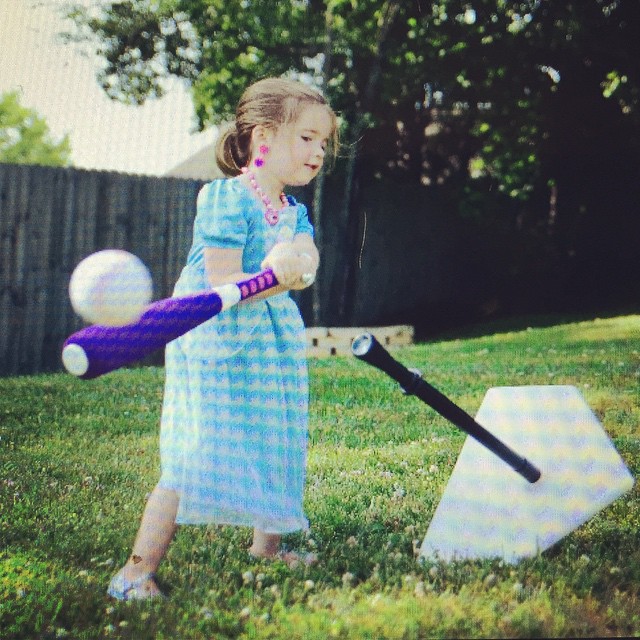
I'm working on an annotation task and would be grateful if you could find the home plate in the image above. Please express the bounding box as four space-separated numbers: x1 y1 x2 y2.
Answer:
420 385 635 563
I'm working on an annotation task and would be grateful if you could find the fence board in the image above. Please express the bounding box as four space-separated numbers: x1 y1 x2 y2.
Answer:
45 169 75 366
24 167 56 372
0 165 17 369
85 171 102 258
4 166 32 374
97 172 116 248
166 179 196 290
147 177 170 299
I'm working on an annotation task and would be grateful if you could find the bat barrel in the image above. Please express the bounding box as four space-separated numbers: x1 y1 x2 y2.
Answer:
352 333 541 484
61 269 300 380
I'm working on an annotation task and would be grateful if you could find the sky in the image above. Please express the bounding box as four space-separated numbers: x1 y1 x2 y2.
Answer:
0 0 217 176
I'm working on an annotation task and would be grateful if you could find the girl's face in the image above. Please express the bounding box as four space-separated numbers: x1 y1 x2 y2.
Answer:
262 104 334 188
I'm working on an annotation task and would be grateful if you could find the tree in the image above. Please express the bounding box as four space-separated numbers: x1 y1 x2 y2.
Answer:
68 0 640 320
0 91 71 166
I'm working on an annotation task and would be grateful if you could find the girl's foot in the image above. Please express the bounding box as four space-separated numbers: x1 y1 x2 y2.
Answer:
107 567 164 601
249 547 318 569
249 529 317 568
277 549 318 568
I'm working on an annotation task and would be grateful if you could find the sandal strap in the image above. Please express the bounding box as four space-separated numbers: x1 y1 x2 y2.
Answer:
107 570 158 601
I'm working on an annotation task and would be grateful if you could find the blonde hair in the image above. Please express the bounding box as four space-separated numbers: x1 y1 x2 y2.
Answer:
215 77 338 176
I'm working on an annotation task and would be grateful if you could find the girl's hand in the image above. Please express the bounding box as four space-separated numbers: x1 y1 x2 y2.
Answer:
288 253 316 290
261 243 316 289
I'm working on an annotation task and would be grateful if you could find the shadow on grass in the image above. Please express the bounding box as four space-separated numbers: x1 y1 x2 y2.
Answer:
423 306 640 343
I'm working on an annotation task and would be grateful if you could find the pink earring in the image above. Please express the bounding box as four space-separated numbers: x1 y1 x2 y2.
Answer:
254 144 269 168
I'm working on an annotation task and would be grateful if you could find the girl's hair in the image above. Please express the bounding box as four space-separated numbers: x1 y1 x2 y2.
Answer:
215 77 338 176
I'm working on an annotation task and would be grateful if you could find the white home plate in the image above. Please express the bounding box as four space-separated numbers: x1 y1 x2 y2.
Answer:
420 386 635 563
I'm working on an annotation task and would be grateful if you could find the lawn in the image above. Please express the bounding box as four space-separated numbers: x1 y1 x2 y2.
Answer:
1 314 639 639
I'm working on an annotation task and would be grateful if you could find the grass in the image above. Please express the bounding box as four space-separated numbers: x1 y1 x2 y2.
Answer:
1 314 639 639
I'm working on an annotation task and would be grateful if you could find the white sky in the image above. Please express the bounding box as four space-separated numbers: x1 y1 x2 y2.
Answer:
0 0 217 175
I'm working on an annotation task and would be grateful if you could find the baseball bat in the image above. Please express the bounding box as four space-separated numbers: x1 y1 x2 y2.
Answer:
62 269 309 380
351 333 541 483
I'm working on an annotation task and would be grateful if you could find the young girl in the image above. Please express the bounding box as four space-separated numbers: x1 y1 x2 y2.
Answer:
108 77 338 600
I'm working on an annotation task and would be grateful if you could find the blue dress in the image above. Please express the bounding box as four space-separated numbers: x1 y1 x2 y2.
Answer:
158 178 313 534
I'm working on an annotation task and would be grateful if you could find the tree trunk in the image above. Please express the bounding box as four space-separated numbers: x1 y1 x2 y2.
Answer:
336 1 401 324
311 167 327 326
311 3 335 327
335 133 361 323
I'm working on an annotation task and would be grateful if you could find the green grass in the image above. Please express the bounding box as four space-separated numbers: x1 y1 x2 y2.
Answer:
1 314 639 639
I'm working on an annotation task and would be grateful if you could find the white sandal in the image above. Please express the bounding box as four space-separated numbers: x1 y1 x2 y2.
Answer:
107 569 164 601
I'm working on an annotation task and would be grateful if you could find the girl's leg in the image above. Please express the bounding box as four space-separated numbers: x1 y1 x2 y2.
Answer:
129 485 179 574
110 484 179 598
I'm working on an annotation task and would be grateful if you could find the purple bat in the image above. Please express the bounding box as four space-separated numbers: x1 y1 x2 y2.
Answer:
62 270 279 379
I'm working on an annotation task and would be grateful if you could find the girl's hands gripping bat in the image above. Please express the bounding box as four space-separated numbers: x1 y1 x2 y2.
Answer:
261 242 316 289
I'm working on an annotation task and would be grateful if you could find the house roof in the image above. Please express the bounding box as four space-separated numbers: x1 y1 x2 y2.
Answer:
164 142 222 181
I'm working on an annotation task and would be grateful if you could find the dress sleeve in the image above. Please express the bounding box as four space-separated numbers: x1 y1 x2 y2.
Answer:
194 180 248 249
294 201 315 238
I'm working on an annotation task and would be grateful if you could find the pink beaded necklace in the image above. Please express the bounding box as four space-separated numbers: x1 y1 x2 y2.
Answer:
241 167 288 226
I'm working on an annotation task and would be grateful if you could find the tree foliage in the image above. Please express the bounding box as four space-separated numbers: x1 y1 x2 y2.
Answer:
67 1 640 318
67 0 639 199
0 92 71 167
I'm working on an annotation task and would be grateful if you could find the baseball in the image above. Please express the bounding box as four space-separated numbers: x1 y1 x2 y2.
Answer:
69 250 152 326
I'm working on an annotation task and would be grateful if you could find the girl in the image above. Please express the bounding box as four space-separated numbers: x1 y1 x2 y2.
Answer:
108 77 338 600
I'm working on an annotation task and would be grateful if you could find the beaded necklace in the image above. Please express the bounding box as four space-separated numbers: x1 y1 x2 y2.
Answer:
241 167 288 226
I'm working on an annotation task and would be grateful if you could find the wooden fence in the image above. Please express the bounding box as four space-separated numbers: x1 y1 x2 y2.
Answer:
0 164 204 376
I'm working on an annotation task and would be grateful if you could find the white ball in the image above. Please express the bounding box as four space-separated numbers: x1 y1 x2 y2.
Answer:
69 250 152 326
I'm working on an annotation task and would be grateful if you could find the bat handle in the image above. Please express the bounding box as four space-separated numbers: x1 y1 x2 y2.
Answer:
235 269 315 299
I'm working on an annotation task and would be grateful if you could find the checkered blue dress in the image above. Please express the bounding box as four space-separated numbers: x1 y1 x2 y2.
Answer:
158 178 313 533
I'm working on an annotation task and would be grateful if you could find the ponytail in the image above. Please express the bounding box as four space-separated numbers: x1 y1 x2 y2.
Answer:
215 123 249 176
